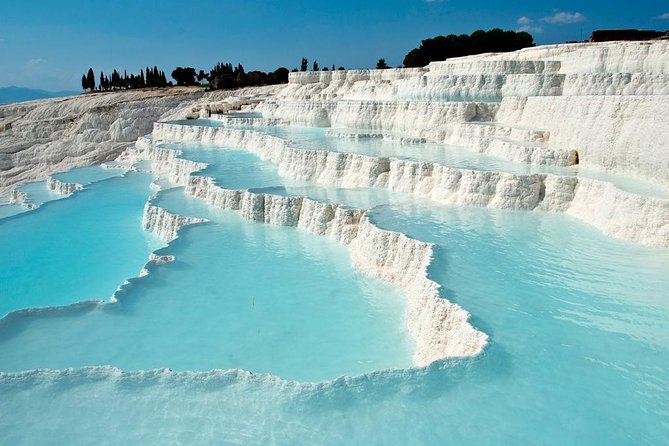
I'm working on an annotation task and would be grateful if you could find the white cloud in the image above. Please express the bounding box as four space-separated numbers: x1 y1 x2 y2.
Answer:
519 25 543 33
542 11 586 24
657 12 669 19
516 16 541 33
27 58 44 67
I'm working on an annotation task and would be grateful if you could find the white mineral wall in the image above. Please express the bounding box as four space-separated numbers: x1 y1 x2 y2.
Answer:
429 41 669 74
9 188 29 205
561 73 669 96
349 216 485 360
209 115 287 127
285 70 669 103
134 140 487 364
119 136 207 185
269 41 669 181
564 179 669 245
47 177 83 195
0 89 205 194
495 95 669 184
287 67 428 86
428 59 562 75
257 99 498 130
150 122 669 247
142 203 207 243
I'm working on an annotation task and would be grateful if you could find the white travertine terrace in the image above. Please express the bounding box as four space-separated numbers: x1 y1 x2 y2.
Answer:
324 130 427 144
2 41 668 368
8 188 29 205
122 138 488 366
149 123 669 248
47 177 83 195
142 203 207 243
208 114 287 127
0 86 281 194
258 40 669 186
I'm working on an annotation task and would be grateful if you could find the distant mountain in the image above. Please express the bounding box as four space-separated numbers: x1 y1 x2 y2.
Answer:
0 86 79 105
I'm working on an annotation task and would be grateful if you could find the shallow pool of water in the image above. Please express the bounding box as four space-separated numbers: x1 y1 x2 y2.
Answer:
1 119 669 445
0 188 413 381
0 172 159 316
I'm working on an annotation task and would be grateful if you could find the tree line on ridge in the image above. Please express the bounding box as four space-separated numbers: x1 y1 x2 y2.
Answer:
79 29 535 92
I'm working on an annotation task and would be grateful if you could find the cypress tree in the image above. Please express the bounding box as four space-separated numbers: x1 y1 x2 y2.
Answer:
111 70 119 90
81 74 88 91
376 58 389 69
86 68 95 91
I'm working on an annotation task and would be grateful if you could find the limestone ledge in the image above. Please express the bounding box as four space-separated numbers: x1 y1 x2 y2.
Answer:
148 122 669 248
131 137 488 367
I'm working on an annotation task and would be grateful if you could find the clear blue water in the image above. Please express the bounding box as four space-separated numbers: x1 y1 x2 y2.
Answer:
52 165 126 185
14 180 66 207
1 119 669 444
1 199 668 444
168 143 416 209
0 166 128 219
0 172 159 316
0 196 412 380
0 201 26 219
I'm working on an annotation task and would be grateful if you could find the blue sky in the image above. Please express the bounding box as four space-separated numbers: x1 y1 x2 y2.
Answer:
1 0 668 90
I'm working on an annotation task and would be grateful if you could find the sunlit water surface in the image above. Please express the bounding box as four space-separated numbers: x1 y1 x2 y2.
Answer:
1 122 668 445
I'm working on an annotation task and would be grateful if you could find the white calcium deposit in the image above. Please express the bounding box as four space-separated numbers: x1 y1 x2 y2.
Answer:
142 203 208 243
258 40 669 187
47 176 83 195
150 122 669 248
3 41 668 367
129 138 487 365
0 86 280 194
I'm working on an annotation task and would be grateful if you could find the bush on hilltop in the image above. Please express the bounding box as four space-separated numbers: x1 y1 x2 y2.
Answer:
403 28 535 67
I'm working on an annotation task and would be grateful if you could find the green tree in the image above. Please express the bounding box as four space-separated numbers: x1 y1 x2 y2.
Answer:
273 67 289 83
312 61 319 71
171 67 197 86
81 74 88 91
376 58 389 69
86 68 95 92
403 29 535 67
300 57 308 72
111 70 120 90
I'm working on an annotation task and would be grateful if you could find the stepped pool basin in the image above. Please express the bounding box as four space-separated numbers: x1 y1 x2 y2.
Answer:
0 187 413 380
1 116 668 444
172 117 669 199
